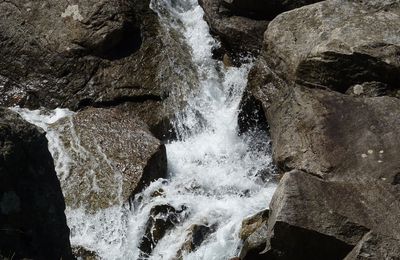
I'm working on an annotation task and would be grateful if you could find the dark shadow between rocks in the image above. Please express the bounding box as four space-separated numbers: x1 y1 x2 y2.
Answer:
95 22 142 61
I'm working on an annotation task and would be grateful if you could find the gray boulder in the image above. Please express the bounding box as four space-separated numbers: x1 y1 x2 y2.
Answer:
238 0 400 258
344 232 400 260
263 0 400 93
51 107 167 212
263 170 400 259
0 108 72 259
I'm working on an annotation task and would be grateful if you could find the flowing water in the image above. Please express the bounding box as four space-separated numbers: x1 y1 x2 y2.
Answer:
12 0 276 259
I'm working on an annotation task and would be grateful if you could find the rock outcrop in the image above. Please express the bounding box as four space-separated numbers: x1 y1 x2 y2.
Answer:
139 204 187 257
51 106 168 212
0 108 72 259
238 0 400 258
0 0 198 138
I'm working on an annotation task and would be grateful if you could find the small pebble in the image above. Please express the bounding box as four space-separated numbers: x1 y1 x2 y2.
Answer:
361 154 368 158
368 150 374 154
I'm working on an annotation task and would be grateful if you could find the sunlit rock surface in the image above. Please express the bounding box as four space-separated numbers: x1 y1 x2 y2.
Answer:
51 107 167 212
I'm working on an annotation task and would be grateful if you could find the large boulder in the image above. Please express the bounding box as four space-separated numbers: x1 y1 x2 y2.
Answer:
51 106 168 212
0 108 72 259
0 0 198 137
263 0 400 93
263 170 400 259
238 0 400 258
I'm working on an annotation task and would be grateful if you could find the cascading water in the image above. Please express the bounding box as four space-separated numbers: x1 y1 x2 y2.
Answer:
12 0 276 259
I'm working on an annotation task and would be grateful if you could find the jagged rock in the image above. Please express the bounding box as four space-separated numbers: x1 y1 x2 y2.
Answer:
263 0 400 93
139 204 187 257
344 232 400 260
239 209 269 241
240 223 269 260
175 224 216 259
72 246 99 260
238 0 400 258
262 170 400 259
222 0 322 20
0 108 72 259
199 0 269 56
0 0 198 138
51 106 167 212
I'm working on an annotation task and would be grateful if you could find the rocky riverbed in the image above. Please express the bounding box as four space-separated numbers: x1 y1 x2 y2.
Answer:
1 0 399 259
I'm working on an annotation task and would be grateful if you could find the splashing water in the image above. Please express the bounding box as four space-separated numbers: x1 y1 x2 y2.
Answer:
12 0 276 259
126 0 276 259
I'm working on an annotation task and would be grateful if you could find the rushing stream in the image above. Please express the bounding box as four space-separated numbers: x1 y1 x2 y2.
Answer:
12 0 276 259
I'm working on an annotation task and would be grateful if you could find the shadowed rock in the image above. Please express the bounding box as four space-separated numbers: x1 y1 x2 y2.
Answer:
139 204 188 258
0 108 72 259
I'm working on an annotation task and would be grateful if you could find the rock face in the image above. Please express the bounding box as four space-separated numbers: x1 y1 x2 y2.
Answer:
0 0 198 137
175 224 216 259
239 209 269 260
264 0 400 94
51 106 167 212
239 0 400 258
345 232 400 260
139 204 187 257
199 0 269 56
0 108 72 259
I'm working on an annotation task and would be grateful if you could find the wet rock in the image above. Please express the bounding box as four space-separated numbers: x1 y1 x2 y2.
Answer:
0 108 72 259
72 246 99 260
344 232 400 260
175 224 216 259
52 107 167 212
199 0 269 56
238 87 268 135
139 204 187 258
239 209 269 241
240 223 269 260
263 0 400 93
0 0 198 138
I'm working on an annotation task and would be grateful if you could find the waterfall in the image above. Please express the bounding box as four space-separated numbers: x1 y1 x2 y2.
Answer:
12 0 276 259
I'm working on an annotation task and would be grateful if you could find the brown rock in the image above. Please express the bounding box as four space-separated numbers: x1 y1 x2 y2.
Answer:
51 107 167 212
